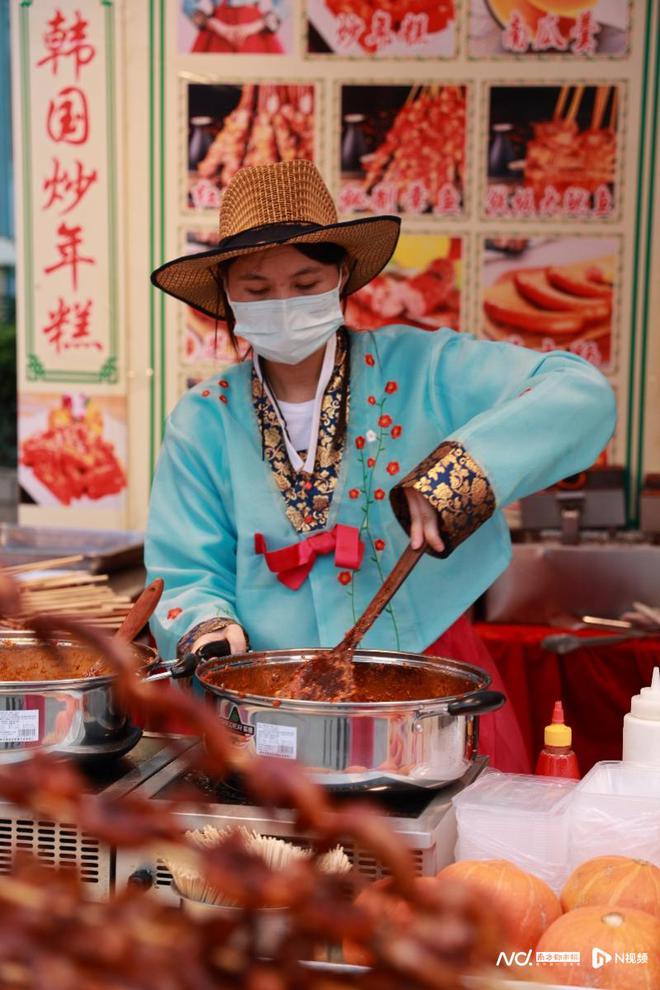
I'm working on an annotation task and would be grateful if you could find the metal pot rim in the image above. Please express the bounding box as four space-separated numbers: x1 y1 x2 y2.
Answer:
0 636 157 691
196 647 492 714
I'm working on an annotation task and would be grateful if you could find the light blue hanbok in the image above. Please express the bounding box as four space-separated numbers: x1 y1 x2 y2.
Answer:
146 325 616 662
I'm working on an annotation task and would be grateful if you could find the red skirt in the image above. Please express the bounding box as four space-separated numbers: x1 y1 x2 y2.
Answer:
192 4 284 54
425 615 530 774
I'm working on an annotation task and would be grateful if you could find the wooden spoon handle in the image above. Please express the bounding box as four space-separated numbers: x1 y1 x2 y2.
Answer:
114 578 164 644
336 543 426 655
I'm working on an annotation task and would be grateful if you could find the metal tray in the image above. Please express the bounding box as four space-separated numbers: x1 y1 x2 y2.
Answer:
0 524 143 573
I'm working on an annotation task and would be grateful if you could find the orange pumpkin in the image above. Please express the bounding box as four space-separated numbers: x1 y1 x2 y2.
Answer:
536 906 660 988
562 857 660 919
436 860 561 951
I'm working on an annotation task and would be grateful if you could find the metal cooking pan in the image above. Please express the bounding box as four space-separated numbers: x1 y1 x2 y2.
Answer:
192 648 505 793
0 634 162 760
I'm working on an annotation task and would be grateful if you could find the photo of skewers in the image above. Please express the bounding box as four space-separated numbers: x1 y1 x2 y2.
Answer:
346 235 461 332
187 83 316 211
180 230 251 368
469 0 630 57
485 84 619 221
339 84 466 216
306 0 455 57
178 0 294 55
480 236 618 371
18 394 127 509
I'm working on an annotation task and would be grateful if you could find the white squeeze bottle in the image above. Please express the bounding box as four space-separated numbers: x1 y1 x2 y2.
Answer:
622 667 660 765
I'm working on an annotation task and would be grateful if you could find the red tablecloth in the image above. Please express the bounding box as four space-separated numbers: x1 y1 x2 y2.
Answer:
474 623 660 775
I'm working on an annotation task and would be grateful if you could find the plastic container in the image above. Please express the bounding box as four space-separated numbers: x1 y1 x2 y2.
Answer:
623 666 660 766
452 769 577 892
535 701 580 779
568 760 660 868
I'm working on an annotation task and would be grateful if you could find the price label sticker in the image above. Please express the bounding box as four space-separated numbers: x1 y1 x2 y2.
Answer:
0 710 40 743
255 722 297 760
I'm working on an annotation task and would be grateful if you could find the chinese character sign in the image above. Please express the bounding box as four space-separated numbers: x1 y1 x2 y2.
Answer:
307 0 456 56
19 2 118 382
469 0 630 57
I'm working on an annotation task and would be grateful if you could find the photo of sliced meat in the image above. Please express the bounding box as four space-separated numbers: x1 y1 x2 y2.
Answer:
481 238 617 371
346 235 461 332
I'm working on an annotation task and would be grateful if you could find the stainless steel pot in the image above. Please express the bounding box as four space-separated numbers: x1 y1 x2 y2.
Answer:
194 649 505 792
0 635 159 760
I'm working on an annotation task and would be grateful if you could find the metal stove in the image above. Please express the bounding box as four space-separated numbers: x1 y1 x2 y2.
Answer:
115 747 488 902
0 735 193 899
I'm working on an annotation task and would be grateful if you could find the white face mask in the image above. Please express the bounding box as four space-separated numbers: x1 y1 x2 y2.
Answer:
227 280 344 365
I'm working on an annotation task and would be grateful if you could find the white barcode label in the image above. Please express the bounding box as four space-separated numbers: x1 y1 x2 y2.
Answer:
0 710 40 743
255 722 297 760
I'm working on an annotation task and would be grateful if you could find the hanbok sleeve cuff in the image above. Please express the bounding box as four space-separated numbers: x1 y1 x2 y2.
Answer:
176 616 245 658
389 441 496 558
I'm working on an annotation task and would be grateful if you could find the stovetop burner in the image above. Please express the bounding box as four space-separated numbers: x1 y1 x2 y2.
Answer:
79 734 197 797
151 756 487 820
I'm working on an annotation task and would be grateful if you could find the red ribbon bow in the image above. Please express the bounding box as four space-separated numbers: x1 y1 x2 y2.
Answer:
254 524 365 591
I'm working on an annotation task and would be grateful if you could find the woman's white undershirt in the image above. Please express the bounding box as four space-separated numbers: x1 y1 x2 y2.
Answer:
253 335 336 474
277 398 315 454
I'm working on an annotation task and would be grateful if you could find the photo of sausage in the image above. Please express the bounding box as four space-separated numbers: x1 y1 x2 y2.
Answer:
480 236 617 371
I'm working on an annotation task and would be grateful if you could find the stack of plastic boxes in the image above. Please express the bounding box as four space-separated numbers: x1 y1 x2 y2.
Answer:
453 762 660 887
452 769 577 893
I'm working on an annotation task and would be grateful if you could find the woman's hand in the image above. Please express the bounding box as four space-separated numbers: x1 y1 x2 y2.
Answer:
403 489 445 554
206 17 234 40
191 623 247 656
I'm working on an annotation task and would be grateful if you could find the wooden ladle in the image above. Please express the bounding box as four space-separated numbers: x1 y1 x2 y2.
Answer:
289 544 427 702
87 578 164 676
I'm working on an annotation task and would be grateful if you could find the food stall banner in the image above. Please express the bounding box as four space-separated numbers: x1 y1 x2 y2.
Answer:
11 1 128 528
14 1 120 386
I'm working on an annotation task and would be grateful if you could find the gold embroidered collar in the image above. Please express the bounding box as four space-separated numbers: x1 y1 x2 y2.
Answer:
251 329 349 534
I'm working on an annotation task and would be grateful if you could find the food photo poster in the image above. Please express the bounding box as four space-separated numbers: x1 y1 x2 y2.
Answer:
479 235 619 373
178 0 295 55
18 393 128 511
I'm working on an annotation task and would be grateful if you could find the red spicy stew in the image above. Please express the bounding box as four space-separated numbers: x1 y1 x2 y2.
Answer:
202 660 475 703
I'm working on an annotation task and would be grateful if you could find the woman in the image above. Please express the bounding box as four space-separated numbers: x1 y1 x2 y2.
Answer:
148 160 616 772
184 0 284 54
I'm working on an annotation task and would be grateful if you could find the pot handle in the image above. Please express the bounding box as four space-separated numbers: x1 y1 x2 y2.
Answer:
446 690 506 717
195 639 233 661
143 640 233 683
144 652 201 683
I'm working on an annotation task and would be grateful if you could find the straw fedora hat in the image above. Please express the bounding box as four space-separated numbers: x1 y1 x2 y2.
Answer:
151 159 401 319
